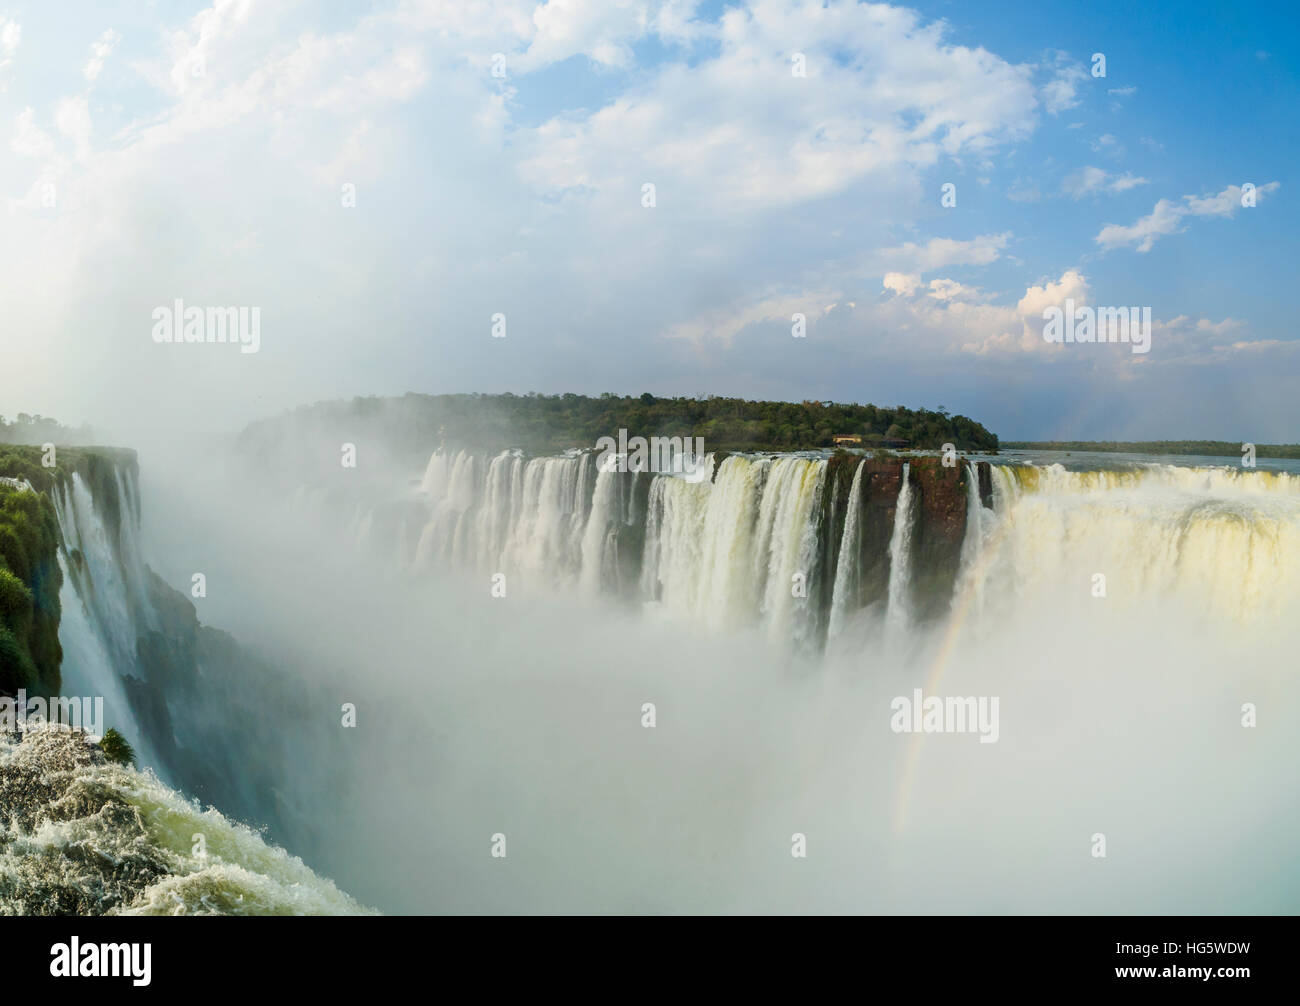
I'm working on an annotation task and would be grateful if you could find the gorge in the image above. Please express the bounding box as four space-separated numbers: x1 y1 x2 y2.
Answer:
3 421 1299 914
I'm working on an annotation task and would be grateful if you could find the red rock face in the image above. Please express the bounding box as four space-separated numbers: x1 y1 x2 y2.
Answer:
907 457 968 622
817 454 989 638
858 458 905 610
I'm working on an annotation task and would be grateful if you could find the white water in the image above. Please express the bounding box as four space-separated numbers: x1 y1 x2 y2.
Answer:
959 462 1300 624
411 449 832 641
827 459 867 641
105 444 1300 914
0 728 373 916
50 470 164 769
53 551 144 745
884 462 914 636
376 449 1300 647
579 463 620 593
404 448 1300 643
954 460 992 617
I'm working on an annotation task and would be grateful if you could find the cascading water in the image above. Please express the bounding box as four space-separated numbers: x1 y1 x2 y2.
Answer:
884 462 915 636
0 728 373 915
50 470 162 769
827 460 866 640
53 551 139 738
399 449 1300 649
968 461 1300 624
579 462 621 593
953 460 992 617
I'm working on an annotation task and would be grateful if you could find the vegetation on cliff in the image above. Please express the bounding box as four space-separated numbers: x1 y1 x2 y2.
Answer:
0 444 138 697
0 479 62 697
98 728 136 766
240 392 1000 458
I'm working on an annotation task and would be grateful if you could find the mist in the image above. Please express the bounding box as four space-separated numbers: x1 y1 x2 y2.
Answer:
125 431 1300 914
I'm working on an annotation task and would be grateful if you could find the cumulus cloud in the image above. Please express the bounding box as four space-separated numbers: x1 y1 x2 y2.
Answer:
876 268 1091 355
883 272 922 297
0 0 1291 444
518 1 1040 211
516 0 652 71
1096 182 1281 252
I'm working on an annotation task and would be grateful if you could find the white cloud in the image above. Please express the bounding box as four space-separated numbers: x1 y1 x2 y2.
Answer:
1090 133 1120 155
1041 53 1087 114
883 272 921 297
664 288 836 345
1062 165 1148 198
12 107 55 158
518 1 1040 212
926 277 984 301
0 17 19 84
517 0 651 71
54 96 93 161
875 268 1091 355
1096 182 1281 252
878 232 1012 272
163 0 257 95
0 0 1288 441
84 28 122 83
1141 315 1296 364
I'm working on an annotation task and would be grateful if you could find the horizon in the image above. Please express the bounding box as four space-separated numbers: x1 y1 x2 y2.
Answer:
4 387 1299 448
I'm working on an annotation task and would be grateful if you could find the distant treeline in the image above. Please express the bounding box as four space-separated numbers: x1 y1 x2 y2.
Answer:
0 414 93 445
242 392 1000 455
1003 440 1300 460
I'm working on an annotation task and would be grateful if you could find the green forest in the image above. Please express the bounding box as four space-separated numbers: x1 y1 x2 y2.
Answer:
1003 440 1300 460
251 392 1001 454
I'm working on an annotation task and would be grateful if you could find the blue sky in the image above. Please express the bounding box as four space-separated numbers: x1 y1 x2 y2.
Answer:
1 0 1296 443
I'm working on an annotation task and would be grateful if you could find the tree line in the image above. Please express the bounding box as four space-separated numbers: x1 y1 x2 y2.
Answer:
1002 440 1300 460
241 392 1001 455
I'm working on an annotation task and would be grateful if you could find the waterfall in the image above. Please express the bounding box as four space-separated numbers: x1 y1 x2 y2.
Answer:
54 550 146 749
579 463 620 592
54 474 147 676
757 458 826 646
970 461 1300 623
953 460 991 614
49 467 166 771
403 448 1300 642
683 455 765 628
639 476 667 601
827 459 867 640
885 462 914 635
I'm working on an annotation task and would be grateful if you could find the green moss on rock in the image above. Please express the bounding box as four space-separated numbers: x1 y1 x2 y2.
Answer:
0 482 62 697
